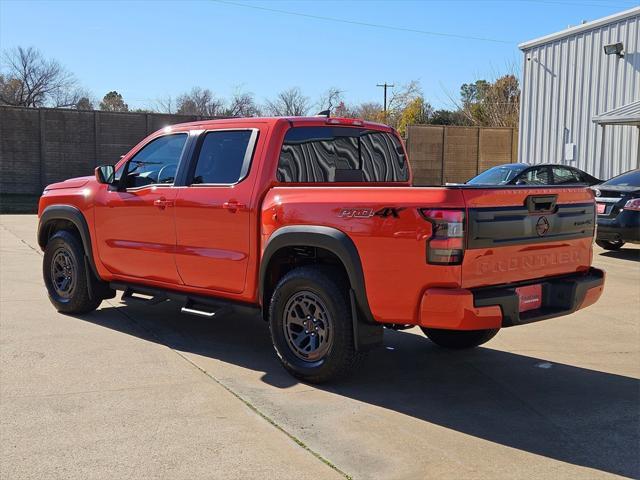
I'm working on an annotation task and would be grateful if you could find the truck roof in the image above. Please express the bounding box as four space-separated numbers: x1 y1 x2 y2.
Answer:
170 116 393 132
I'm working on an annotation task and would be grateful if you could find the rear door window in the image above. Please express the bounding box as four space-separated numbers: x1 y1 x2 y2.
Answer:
190 130 255 185
277 127 408 183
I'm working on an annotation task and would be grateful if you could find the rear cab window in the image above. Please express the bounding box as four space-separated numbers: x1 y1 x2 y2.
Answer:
277 127 409 183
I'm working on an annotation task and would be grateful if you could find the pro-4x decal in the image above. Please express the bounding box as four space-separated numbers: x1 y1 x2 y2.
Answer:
338 207 405 219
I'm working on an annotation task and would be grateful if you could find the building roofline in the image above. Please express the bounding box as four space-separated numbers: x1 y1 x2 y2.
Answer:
518 6 640 50
592 100 640 126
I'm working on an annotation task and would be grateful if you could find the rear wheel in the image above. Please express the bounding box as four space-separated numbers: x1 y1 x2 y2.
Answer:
43 230 102 314
596 239 624 250
421 327 499 349
268 266 361 383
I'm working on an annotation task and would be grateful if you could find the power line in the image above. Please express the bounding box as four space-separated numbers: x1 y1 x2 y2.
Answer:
211 0 516 44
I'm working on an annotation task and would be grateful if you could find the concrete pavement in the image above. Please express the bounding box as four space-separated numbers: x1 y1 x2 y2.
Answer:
1 215 639 479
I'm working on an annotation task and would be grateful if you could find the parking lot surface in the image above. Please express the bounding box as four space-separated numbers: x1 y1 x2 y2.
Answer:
1 215 639 479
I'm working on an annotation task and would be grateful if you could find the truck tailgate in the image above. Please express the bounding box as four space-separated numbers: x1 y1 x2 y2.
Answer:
460 187 596 289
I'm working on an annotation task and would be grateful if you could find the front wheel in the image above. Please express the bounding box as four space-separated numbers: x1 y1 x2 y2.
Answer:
43 230 102 314
421 327 499 349
268 266 361 383
596 239 624 250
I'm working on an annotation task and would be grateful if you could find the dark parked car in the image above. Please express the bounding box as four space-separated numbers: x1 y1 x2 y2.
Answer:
467 163 601 186
593 169 640 250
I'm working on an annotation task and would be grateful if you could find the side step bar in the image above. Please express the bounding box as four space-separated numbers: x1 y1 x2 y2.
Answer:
122 287 168 305
110 281 260 319
181 299 231 318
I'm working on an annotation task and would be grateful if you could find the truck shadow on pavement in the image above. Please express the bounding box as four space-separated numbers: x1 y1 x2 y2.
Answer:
598 248 640 262
79 300 639 478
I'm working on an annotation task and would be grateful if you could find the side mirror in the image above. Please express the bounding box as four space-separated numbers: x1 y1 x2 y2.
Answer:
515 179 527 185
95 165 115 184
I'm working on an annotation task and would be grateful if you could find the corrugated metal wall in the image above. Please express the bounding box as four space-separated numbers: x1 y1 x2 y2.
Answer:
519 10 640 179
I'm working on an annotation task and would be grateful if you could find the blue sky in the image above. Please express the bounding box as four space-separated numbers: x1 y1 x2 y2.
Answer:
0 0 636 110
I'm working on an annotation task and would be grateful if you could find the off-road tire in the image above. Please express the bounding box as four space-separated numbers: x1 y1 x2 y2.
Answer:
269 266 361 383
43 230 102 314
596 239 624 250
421 327 499 349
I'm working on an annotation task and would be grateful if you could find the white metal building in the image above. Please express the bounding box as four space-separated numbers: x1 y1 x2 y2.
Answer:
518 7 640 180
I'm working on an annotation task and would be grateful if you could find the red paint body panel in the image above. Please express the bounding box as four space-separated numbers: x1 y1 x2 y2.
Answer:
579 280 605 310
94 185 180 283
38 116 604 330
261 187 465 323
419 289 503 330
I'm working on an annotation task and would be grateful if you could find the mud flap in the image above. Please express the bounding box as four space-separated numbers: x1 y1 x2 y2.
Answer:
84 256 116 301
350 289 383 351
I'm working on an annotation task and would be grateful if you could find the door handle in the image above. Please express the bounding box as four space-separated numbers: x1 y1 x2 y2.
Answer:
153 198 174 209
223 201 246 212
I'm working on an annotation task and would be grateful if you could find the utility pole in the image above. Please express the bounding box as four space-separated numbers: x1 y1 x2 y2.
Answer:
376 82 394 115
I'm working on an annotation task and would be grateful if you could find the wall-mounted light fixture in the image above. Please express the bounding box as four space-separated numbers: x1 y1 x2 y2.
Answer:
603 42 624 58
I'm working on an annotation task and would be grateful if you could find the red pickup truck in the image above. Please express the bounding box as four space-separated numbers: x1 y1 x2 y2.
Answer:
38 116 605 382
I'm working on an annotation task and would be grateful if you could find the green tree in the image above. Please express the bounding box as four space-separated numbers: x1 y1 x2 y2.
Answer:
75 97 93 110
460 80 490 106
99 91 128 112
428 109 469 126
397 97 433 136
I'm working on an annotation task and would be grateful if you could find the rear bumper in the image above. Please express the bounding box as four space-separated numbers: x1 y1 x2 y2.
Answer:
419 268 605 330
596 210 640 243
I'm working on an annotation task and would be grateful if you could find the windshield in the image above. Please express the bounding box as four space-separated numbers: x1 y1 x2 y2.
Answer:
601 169 640 187
467 165 525 185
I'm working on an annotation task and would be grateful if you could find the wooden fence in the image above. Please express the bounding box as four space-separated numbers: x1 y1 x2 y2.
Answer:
406 125 518 185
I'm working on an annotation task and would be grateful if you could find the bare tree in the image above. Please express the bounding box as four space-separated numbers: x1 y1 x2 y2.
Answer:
154 95 175 114
176 87 224 116
264 87 310 116
333 101 358 118
0 46 83 108
444 64 520 128
479 75 519 127
381 80 423 127
225 89 261 117
353 102 384 122
316 87 344 113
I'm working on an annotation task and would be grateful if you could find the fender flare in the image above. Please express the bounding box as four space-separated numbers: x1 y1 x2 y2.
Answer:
38 205 99 278
259 225 376 326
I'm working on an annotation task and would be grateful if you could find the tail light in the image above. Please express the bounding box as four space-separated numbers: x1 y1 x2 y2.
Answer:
623 198 640 211
420 209 465 265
